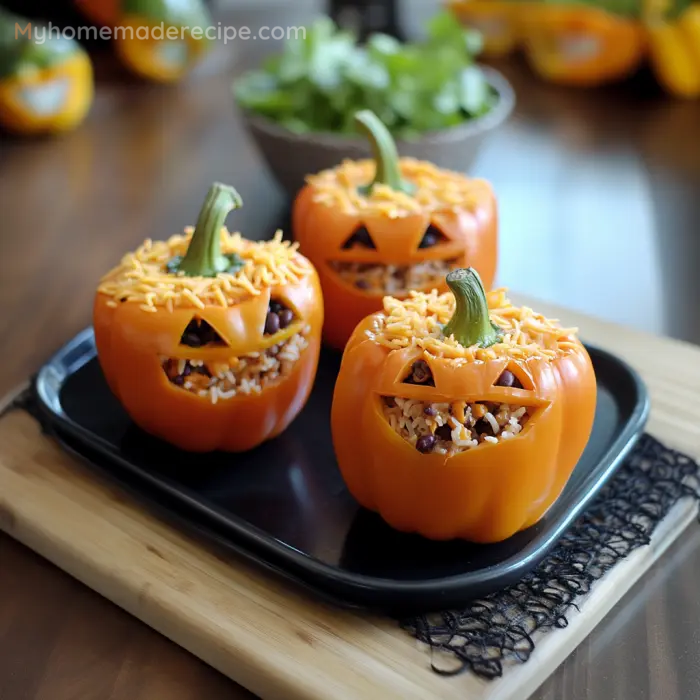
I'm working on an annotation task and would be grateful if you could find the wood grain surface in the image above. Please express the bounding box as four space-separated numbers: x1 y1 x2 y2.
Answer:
1 3 700 697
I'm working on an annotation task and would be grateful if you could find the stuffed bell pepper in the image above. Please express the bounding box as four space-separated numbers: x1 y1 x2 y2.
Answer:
519 4 646 87
94 183 324 453
77 0 214 82
446 0 522 57
0 8 94 135
331 268 596 543
293 109 498 350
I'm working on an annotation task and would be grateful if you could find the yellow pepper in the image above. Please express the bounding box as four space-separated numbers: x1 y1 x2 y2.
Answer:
446 0 522 57
0 8 94 135
645 3 700 98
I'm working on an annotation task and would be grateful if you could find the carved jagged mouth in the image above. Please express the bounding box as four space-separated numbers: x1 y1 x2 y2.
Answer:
161 327 310 403
329 258 460 295
548 35 602 61
18 79 70 116
382 396 532 455
381 360 534 455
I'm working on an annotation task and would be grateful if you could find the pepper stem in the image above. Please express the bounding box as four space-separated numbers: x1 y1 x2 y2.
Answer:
354 110 416 197
177 183 243 278
442 268 501 348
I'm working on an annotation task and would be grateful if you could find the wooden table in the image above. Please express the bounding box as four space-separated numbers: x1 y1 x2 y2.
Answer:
2 15 700 699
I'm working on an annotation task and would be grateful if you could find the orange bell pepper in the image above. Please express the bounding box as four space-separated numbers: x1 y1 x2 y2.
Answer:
93 183 323 453
330 268 597 543
521 5 646 86
645 4 700 98
292 110 498 350
446 0 521 57
114 0 214 83
77 0 214 82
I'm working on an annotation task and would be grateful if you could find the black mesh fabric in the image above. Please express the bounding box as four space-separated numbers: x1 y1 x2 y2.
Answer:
399 434 700 679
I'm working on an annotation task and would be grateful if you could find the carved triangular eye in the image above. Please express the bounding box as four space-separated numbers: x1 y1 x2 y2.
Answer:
402 359 435 386
180 318 227 348
342 226 376 250
265 299 296 335
419 225 449 249
494 368 525 389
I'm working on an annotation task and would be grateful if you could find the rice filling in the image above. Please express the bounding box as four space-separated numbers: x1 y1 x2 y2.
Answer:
330 258 458 294
162 327 310 402
382 397 531 455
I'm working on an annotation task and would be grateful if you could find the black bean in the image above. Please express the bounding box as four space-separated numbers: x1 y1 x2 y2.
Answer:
435 425 452 441
182 363 192 377
269 300 283 314
278 309 294 329
475 418 494 435
496 370 520 388
172 375 184 386
416 435 436 453
265 311 280 335
424 405 437 417
355 279 370 290
411 360 432 385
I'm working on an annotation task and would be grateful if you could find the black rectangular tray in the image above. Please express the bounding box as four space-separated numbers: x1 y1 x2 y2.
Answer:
32 328 650 614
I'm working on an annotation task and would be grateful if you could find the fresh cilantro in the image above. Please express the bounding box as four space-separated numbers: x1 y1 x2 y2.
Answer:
165 255 183 275
233 11 496 139
224 253 244 274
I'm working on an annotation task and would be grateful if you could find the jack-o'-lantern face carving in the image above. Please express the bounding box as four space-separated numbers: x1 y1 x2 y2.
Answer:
326 213 469 296
374 350 552 459
292 110 499 349
155 285 312 392
0 28 94 135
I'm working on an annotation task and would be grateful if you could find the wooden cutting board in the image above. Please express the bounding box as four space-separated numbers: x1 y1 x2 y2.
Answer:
1 295 699 700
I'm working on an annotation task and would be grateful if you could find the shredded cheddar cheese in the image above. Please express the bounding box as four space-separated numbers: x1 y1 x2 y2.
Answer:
97 229 312 313
306 158 490 218
368 288 580 362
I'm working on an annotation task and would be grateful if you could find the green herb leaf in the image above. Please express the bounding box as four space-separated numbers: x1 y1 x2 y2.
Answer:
461 66 490 116
224 253 244 274
165 255 183 275
232 11 496 139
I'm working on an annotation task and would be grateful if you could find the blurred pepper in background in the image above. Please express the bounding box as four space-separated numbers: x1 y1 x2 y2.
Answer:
0 6 94 134
448 0 700 98
78 0 214 82
645 1 700 98
520 4 646 87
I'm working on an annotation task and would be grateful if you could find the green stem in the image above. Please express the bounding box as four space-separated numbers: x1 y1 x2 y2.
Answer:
177 183 242 278
354 110 416 197
442 268 501 348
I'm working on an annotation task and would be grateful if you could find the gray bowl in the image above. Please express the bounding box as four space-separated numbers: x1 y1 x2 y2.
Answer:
237 66 516 199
